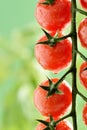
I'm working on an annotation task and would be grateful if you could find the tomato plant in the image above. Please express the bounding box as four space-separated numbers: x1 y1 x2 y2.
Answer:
33 0 87 130
35 32 72 73
35 0 71 31
34 78 72 117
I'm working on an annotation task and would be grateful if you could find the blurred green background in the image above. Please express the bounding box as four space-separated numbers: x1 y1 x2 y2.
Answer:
0 0 87 130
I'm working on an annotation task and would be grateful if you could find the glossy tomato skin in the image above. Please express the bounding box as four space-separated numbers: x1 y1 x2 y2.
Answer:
79 62 87 89
83 103 87 125
80 0 87 10
35 33 72 73
78 18 87 49
35 0 71 31
36 119 73 130
34 78 72 117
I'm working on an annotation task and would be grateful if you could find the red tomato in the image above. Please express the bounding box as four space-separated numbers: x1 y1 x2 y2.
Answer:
35 33 72 73
79 61 87 89
36 119 73 130
35 0 71 31
78 18 87 49
82 103 87 125
34 78 72 117
80 0 87 10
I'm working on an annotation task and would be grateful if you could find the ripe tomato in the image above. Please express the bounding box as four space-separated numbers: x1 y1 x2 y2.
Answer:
79 61 87 89
35 0 71 31
78 18 87 49
80 0 87 10
35 32 72 73
36 119 73 130
34 78 72 117
82 103 87 125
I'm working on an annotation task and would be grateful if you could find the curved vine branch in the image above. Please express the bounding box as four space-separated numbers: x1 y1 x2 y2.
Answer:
76 8 87 16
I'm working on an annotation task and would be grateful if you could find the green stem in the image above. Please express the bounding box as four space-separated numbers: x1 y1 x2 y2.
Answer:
71 0 78 130
54 68 72 87
76 49 87 61
76 8 87 16
55 113 72 124
77 89 87 102
56 33 72 42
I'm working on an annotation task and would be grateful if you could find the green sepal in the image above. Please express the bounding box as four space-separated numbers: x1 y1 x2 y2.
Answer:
53 81 63 94
36 29 58 47
37 116 56 130
37 119 49 126
47 80 63 97
55 89 63 94
47 88 57 97
41 0 55 5
42 29 52 40
47 77 53 86
40 85 50 91
50 115 53 122
43 127 50 130
39 78 53 94
36 40 49 45
40 77 63 97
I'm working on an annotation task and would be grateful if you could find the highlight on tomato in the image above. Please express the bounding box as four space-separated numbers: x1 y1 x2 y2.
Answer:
34 78 72 117
35 32 72 73
79 61 87 89
78 18 87 49
35 0 71 32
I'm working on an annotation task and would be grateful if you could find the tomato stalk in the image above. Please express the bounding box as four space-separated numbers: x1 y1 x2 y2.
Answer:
76 89 87 102
52 68 72 89
70 0 78 129
75 50 87 61
37 29 72 47
55 113 72 124
76 8 87 16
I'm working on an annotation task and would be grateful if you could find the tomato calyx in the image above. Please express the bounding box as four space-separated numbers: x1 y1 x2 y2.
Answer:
36 29 72 47
37 115 56 130
36 29 59 47
40 78 62 97
41 0 55 5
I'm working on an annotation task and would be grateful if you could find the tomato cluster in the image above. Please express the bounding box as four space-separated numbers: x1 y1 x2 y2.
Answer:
34 0 87 129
